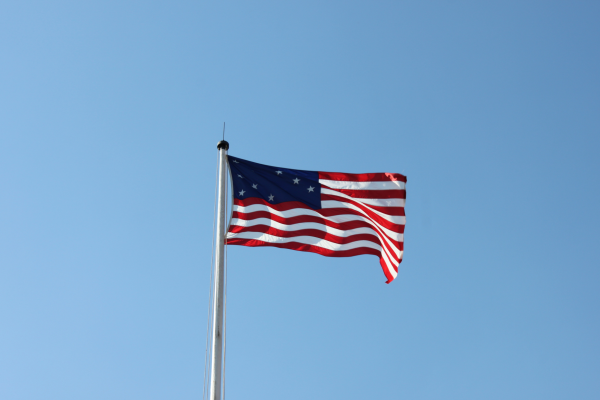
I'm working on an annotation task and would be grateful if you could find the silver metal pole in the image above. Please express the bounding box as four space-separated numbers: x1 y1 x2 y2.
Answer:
209 140 229 400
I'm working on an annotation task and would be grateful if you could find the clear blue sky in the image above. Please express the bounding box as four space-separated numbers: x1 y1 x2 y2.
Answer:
1 1 599 399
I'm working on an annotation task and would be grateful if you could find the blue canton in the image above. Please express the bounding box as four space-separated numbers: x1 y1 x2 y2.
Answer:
228 156 322 210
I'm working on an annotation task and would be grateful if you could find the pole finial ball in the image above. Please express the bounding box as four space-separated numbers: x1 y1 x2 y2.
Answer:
217 140 229 151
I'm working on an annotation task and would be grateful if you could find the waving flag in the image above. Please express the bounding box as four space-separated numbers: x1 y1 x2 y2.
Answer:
226 156 406 283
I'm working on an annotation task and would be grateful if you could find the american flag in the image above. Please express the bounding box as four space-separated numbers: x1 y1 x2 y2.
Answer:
226 156 406 283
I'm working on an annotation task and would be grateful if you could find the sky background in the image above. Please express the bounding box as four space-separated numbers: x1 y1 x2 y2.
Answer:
1 1 599 399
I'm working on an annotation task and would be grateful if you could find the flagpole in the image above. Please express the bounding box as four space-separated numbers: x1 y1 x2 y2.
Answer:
209 140 229 400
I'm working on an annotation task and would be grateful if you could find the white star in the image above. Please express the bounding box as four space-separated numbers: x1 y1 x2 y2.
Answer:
239 189 245 196
275 170 282 175
293 177 300 184
307 186 315 193
252 183 258 189
268 194 274 201
237 174 243 179
232 160 239 163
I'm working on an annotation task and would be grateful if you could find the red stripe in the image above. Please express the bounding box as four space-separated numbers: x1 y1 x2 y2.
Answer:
229 222 404 258
231 210 406 234
321 193 405 217
322 194 406 218
226 237 382 259
329 189 406 199
235 196 406 218
226 238 400 284
319 171 407 183
233 196 406 229
228 225 382 246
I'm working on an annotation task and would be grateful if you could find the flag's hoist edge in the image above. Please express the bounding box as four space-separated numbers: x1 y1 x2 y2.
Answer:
226 156 406 283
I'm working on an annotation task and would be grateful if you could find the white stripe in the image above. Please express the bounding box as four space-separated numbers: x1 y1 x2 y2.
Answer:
230 217 397 240
230 216 404 243
319 179 405 190
387 264 398 279
328 197 405 208
226 231 383 252
233 203 321 219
